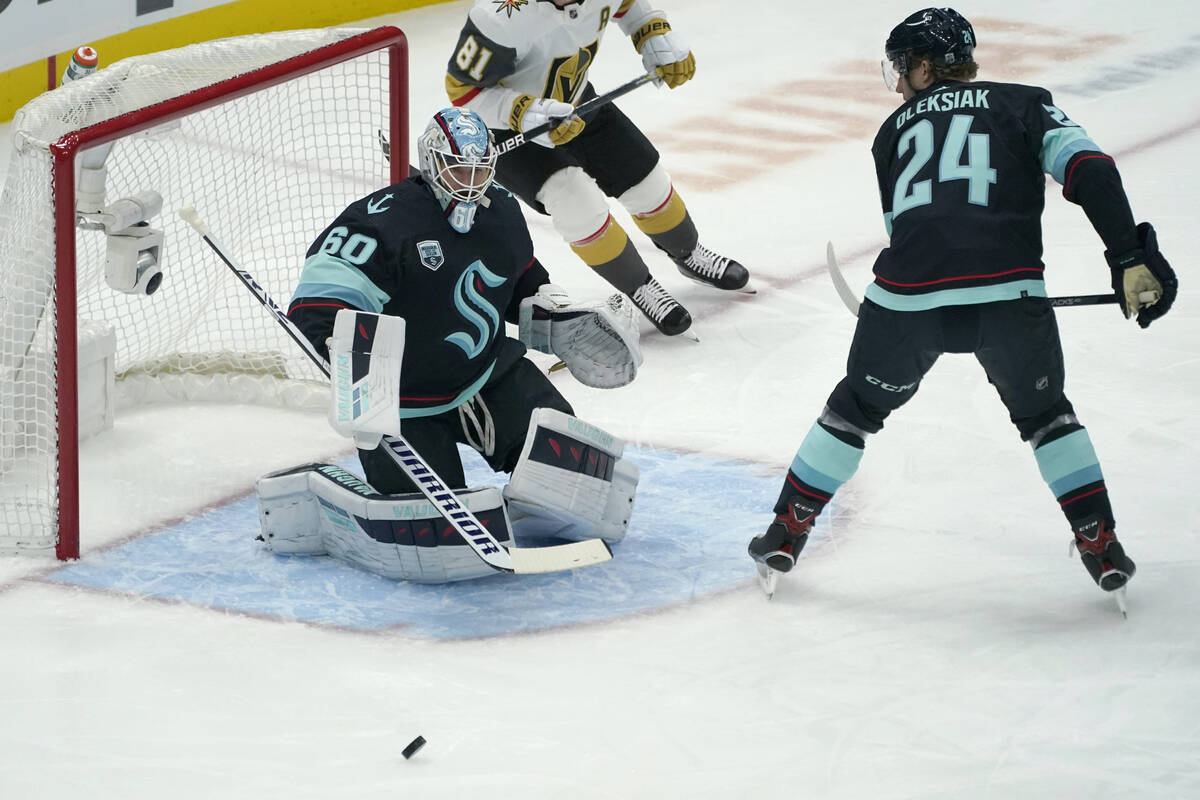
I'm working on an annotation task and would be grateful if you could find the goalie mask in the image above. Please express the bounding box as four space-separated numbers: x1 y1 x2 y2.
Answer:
418 108 498 234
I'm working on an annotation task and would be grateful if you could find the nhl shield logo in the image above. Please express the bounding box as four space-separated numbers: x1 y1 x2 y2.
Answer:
417 240 445 271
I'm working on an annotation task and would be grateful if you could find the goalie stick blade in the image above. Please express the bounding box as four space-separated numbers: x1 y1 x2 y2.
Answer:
826 241 862 317
508 538 613 574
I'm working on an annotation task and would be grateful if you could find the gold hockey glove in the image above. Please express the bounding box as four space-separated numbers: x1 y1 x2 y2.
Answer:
630 16 695 89
510 95 585 148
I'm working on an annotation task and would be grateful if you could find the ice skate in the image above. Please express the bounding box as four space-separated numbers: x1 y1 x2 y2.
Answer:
1070 514 1136 617
748 499 819 598
631 275 693 337
670 243 752 293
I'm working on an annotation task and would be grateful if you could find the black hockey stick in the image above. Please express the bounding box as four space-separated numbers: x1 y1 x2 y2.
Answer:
826 242 1142 316
379 72 656 163
1046 294 1120 307
493 72 656 156
179 207 613 576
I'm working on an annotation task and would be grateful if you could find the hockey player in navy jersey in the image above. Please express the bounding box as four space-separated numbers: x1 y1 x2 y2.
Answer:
287 108 641 499
443 0 751 337
748 8 1177 604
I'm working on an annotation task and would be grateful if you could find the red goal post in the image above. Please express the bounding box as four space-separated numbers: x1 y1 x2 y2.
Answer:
0 26 408 560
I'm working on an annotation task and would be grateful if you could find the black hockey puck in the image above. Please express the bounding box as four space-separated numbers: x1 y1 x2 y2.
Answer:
402 735 426 760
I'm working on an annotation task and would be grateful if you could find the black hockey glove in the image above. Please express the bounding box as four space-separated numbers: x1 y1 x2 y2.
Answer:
1105 222 1177 329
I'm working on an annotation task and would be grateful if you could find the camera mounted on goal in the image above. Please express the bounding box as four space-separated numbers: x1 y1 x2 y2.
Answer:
77 188 166 296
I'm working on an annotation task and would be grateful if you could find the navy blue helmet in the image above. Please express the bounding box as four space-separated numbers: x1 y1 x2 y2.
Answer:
885 8 976 76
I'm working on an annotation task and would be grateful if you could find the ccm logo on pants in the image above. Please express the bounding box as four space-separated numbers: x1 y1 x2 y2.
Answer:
865 375 917 393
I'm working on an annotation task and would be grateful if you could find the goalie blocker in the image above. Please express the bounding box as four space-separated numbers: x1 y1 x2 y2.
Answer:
256 409 638 582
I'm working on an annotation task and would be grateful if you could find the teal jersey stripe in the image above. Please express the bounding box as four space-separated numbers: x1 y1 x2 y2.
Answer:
293 253 391 313
790 422 864 494
1034 429 1102 493
398 361 495 420
865 279 1046 311
1042 128 1100 184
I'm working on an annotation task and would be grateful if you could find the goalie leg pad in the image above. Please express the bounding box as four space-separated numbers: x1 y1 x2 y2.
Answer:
503 408 639 543
256 464 513 583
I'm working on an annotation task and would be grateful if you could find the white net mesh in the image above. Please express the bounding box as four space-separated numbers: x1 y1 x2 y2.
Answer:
0 28 400 552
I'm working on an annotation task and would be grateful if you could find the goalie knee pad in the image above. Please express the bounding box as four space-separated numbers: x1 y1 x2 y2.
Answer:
256 463 512 583
536 166 611 243
503 408 639 543
617 163 673 217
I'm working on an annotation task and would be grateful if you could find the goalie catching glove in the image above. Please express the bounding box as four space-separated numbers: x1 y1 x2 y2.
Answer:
1105 222 1177 329
519 284 642 388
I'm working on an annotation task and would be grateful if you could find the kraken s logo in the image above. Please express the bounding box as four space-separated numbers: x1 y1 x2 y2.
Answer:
453 111 487 153
445 261 506 358
543 41 600 103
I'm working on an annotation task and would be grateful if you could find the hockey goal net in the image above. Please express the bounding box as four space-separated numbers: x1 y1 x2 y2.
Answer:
0 26 407 559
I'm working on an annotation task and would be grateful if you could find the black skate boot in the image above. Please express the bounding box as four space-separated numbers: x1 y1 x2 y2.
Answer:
748 499 820 596
1071 514 1136 592
670 243 750 292
631 275 692 336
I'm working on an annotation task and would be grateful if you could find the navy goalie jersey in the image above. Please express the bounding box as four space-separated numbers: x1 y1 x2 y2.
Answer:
867 80 1105 311
289 176 548 418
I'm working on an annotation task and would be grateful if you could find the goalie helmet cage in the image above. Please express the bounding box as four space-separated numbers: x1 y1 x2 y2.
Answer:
0 26 408 560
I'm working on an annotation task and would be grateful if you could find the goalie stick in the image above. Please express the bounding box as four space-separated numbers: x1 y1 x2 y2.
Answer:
379 72 657 164
825 242 1153 316
179 207 613 576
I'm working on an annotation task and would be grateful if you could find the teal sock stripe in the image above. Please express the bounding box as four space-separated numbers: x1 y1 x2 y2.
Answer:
790 422 865 495
1034 429 1104 496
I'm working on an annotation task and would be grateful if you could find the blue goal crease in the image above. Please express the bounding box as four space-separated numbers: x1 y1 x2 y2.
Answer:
47 446 787 639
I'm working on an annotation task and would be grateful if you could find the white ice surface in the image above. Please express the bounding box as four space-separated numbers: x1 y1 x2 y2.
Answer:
2 1 1199 797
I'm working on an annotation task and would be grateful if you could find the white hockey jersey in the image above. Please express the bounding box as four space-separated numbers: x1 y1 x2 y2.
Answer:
445 0 657 131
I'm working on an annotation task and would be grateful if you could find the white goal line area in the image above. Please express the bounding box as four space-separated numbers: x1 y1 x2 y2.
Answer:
0 26 408 558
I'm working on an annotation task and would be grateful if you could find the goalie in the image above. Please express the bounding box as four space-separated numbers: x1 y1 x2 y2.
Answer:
261 107 642 582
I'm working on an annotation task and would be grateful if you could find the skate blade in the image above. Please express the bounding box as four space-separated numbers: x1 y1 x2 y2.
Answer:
755 562 779 599
1114 586 1128 618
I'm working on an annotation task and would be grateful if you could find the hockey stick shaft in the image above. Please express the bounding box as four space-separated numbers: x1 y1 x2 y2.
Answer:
827 242 1125 315
380 73 655 164
494 72 656 156
1047 294 1119 307
179 207 515 573
825 241 861 316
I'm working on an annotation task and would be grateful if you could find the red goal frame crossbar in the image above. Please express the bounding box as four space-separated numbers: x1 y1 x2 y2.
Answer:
48 26 408 560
